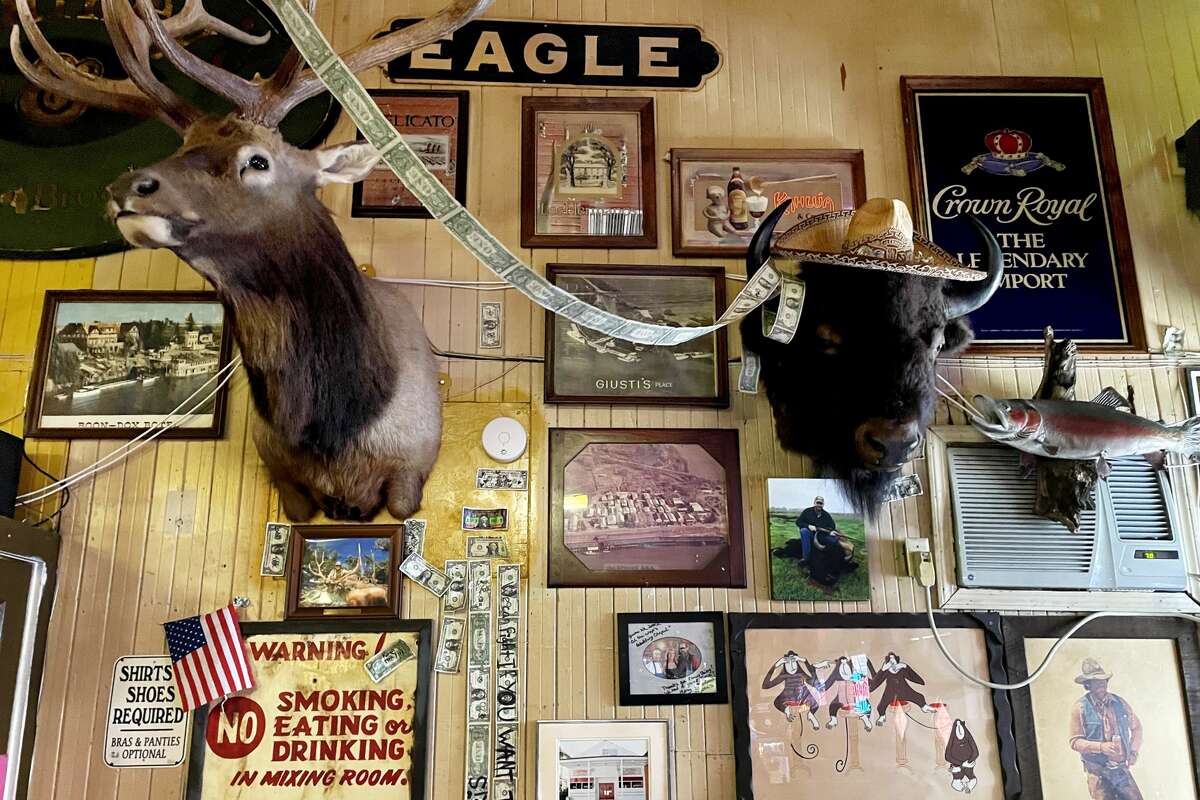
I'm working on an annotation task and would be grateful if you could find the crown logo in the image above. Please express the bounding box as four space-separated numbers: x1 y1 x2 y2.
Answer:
963 127 1065 177
984 129 1032 160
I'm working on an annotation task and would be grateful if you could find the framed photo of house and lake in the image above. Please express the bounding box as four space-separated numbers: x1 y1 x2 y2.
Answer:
285 525 402 621
352 90 469 218
547 428 745 588
902 76 1145 352
1002 616 1200 800
617 611 729 706
25 290 233 439
521 96 657 248
669 148 865 256
730 613 1021 800
544 264 728 406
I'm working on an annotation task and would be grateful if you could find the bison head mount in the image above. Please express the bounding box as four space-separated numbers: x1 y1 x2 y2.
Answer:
741 200 1003 513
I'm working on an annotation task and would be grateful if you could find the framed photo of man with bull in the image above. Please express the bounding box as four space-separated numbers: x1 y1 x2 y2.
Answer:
729 613 1021 799
901 76 1145 352
1001 615 1200 800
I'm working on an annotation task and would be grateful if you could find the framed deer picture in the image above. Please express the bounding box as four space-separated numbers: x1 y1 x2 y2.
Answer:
285 525 402 620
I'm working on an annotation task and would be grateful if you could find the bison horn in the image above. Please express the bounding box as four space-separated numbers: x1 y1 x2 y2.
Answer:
746 197 794 274
942 214 1004 319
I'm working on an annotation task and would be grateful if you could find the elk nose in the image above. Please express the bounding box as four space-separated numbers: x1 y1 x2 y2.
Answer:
855 418 923 469
133 175 160 196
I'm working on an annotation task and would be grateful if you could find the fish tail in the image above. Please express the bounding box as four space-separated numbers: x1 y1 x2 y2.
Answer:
1175 415 1200 457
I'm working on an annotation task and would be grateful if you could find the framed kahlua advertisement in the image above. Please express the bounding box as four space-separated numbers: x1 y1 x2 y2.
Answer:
185 619 433 799
544 264 729 406
902 76 1145 352
1001 616 1200 800
352 90 469 218
521 96 657 248
669 148 865 256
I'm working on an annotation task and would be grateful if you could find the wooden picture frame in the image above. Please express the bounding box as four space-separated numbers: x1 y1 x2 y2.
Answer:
729 612 1021 799
535 719 674 800
901 76 1145 352
547 428 745 589
520 96 657 248
185 618 433 799
25 290 233 440
352 89 470 218
617 611 729 706
285 524 402 620
669 148 866 256
1001 615 1200 800
543 263 729 407
1187 367 1200 417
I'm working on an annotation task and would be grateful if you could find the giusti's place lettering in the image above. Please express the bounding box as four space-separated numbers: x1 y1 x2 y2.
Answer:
381 18 721 89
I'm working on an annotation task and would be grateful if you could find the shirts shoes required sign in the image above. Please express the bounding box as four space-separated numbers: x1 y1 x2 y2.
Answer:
104 655 189 768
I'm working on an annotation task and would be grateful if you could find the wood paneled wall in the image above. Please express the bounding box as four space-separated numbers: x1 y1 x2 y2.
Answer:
2 1 1200 798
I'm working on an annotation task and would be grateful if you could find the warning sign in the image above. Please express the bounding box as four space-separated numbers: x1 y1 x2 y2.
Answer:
103 655 188 768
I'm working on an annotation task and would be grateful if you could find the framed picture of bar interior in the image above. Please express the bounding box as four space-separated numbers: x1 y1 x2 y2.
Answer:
1002 615 1200 800
285 525 402 620
25 290 233 439
729 613 1021 799
185 618 433 799
544 264 728 406
548 428 745 588
352 90 469 218
669 148 866 256
901 76 1145 351
521 96 657 248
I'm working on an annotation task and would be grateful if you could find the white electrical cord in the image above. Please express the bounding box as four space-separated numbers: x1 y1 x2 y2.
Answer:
16 356 242 505
924 585 1200 691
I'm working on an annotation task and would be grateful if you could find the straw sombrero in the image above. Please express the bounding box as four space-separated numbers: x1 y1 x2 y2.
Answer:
772 198 984 282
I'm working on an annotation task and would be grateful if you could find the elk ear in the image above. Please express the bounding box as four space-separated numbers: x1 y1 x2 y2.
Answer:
314 142 381 185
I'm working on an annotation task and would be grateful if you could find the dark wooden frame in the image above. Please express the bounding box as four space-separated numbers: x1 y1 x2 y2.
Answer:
285 524 403 620
617 611 729 706
25 290 234 440
185 617 434 800
669 148 866 257
1186 367 1200 417
1002 615 1200 800
543 263 729 407
351 89 470 219
729 612 1021 799
547 427 746 588
900 76 1146 354
520 96 658 248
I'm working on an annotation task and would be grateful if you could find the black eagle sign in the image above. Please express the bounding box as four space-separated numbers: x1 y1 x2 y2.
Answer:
380 18 722 90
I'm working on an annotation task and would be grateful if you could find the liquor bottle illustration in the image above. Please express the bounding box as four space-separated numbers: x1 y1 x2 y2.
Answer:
727 166 750 230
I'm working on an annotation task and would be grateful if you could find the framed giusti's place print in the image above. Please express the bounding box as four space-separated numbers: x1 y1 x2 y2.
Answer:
617 611 729 706
544 264 728 406
352 90 469 218
548 428 746 588
185 618 433 799
670 148 865 256
902 76 1145 351
1002 616 1200 800
521 96 657 248
536 719 673 800
25 290 233 439
730 613 1021 799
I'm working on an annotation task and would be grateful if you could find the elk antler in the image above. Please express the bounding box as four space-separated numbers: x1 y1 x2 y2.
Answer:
11 0 492 132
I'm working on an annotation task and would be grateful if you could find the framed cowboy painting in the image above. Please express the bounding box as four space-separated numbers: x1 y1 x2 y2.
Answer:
1001 615 1200 800
901 76 1145 352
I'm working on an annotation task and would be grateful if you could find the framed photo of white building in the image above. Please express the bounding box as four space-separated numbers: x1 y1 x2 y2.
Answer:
536 719 673 800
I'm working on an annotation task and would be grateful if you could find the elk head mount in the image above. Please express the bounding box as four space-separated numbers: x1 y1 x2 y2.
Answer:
11 0 494 521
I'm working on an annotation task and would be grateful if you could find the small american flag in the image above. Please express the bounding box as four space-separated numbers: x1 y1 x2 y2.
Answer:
163 604 254 712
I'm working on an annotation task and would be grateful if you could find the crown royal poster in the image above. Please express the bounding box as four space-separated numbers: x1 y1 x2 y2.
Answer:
902 77 1145 351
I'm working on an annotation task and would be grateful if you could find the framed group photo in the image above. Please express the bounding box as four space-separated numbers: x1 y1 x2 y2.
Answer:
547 428 746 588
729 613 1020 799
520 96 657 248
617 611 729 706
285 524 402 620
1002 615 1200 800
352 89 469 218
902 76 1145 352
669 148 865 256
544 263 729 407
25 290 233 439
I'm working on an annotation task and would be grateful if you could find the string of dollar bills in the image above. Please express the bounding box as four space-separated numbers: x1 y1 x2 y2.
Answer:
262 0 799 348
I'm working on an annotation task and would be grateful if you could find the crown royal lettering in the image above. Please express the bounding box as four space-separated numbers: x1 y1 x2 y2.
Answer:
931 184 1098 226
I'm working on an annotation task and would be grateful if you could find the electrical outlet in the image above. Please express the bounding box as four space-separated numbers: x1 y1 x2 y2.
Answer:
905 538 935 587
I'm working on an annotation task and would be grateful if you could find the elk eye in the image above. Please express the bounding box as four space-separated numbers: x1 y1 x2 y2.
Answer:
247 155 269 171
